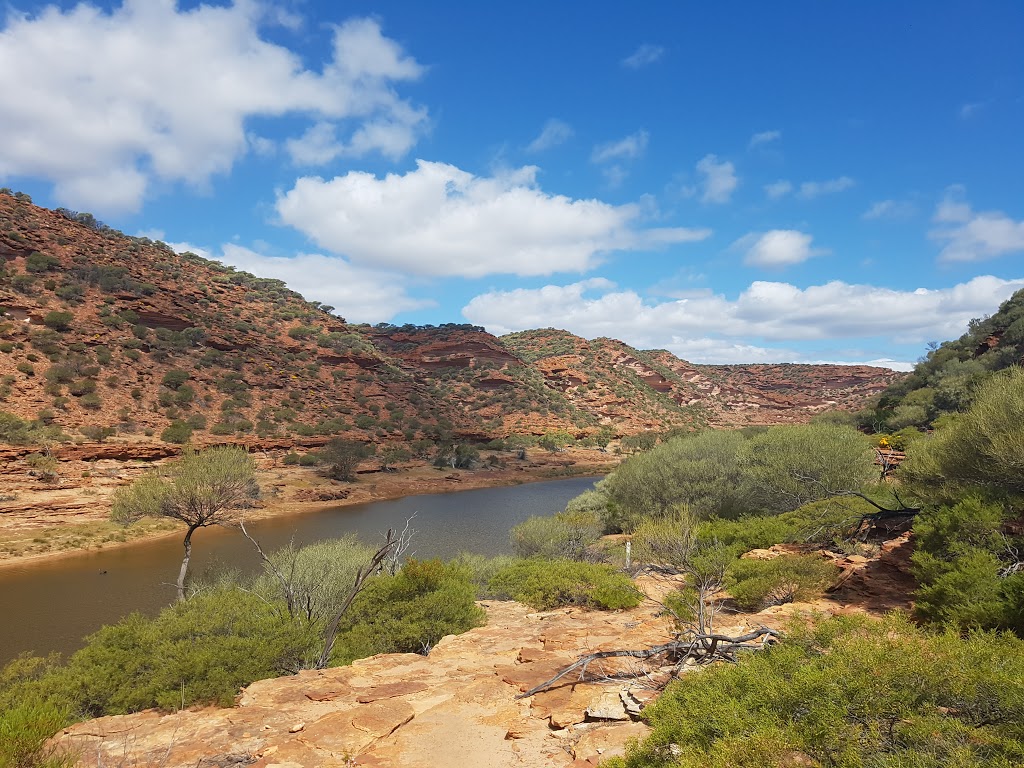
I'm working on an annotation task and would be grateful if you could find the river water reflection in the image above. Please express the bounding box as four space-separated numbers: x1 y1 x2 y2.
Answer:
0 476 600 665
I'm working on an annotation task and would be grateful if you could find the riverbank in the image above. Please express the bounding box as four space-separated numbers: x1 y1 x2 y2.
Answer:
0 446 618 569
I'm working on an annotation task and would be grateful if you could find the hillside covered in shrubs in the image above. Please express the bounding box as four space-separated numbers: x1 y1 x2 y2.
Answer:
0 191 899 454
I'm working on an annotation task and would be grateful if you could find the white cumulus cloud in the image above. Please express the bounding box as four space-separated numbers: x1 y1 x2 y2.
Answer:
276 160 710 278
741 230 822 268
696 154 738 204
931 187 1024 262
0 4 426 212
463 275 1024 366
170 242 432 323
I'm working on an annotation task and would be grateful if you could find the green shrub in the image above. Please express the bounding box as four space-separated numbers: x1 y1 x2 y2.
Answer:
725 554 840 611
510 509 602 560
333 559 485 662
25 252 60 273
282 451 301 465
161 369 190 390
609 614 1024 768
488 558 642 610
160 420 193 444
0 700 75 768
67 379 96 397
912 496 1023 633
56 590 315 715
79 393 102 410
42 311 74 332
79 425 115 443
185 414 207 430
173 384 195 406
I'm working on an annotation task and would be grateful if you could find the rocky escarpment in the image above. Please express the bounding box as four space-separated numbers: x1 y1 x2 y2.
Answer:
504 329 902 432
2 193 899 459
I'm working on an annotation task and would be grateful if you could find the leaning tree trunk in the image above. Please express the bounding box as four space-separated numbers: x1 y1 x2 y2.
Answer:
176 524 200 601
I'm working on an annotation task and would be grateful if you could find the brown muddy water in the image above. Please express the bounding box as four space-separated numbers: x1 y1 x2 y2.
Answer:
0 476 601 665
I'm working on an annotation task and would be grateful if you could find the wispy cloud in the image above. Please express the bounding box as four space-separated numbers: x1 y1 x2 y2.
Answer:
526 118 573 153
591 131 649 164
621 43 664 69
862 199 917 220
764 180 793 200
696 154 738 204
797 176 855 199
959 101 984 119
591 130 649 186
748 130 781 149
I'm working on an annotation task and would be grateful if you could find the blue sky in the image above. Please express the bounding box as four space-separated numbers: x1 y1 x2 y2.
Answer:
2 1 1023 368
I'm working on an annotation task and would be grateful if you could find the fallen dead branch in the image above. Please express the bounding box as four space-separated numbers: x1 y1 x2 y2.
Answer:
515 626 780 699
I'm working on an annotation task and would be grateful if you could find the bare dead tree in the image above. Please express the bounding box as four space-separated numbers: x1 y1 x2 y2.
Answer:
383 514 417 575
516 626 780 699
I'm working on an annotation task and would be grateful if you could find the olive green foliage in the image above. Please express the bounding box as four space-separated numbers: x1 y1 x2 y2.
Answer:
451 552 517 597
318 438 375 481
0 410 65 445
725 554 840 610
912 496 1023 633
488 558 642 610
510 508 603 560
896 371 1024 634
0 700 75 768
24 251 60 273
59 590 315 714
865 288 1024 429
610 613 1024 768
605 430 752 528
737 423 875 513
901 367 1024 504
696 495 880 553
261 536 375 627
41 311 73 331
111 447 258 529
332 559 485 661
160 419 193 444
598 425 874 531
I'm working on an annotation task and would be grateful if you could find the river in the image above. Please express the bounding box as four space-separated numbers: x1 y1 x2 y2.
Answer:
0 475 600 665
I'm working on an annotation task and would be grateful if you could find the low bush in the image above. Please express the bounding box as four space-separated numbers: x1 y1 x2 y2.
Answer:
488 558 642 610
57 589 315 714
0 700 75 768
608 614 1024 768
333 559 485 662
160 420 193 444
912 496 1024 633
510 509 602 560
725 554 839 610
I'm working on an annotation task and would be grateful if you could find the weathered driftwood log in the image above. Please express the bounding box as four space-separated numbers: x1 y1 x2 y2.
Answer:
515 626 780 699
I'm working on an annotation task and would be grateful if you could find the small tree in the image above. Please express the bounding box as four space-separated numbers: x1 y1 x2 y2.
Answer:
319 438 374 481
111 447 258 600
379 446 411 472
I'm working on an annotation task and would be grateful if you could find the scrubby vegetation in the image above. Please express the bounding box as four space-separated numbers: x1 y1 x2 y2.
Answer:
608 614 1024 768
487 558 642 610
0 541 485 736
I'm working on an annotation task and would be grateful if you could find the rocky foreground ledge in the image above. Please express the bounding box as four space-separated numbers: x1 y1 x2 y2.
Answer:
58 542 914 768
